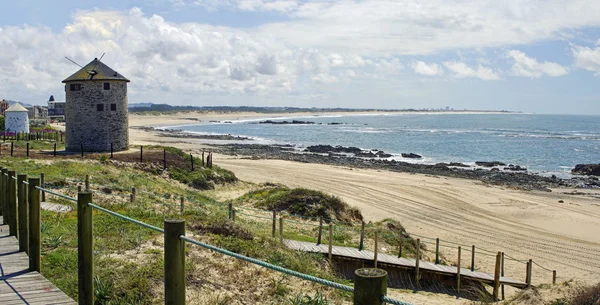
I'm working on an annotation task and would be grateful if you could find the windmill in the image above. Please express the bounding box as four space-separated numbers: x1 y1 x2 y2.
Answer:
64 53 105 79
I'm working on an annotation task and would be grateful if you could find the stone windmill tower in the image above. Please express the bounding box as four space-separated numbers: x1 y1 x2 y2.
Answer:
62 58 130 152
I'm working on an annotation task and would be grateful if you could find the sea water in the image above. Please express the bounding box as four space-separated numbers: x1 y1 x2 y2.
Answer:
170 113 600 176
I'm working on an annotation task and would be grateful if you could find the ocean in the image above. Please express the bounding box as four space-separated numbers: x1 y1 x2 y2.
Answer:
168 113 600 177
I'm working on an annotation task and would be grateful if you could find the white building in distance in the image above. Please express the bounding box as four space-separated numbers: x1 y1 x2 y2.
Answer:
5 103 30 133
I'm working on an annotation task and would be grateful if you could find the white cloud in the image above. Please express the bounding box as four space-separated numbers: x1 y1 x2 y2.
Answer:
178 0 600 56
412 61 443 76
572 45 600 76
506 50 568 78
443 62 501 80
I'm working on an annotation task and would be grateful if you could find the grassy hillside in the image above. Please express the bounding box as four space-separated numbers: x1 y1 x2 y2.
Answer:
0 156 350 304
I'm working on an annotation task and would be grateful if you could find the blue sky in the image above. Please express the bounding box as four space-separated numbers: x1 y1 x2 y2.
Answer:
1 0 600 114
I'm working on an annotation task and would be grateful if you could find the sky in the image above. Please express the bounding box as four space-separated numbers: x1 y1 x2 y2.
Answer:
0 1 600 114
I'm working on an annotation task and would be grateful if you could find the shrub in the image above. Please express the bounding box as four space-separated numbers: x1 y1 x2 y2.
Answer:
569 282 600 305
244 185 363 223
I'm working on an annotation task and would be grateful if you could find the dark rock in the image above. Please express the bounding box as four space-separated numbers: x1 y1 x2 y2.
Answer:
258 120 315 125
376 151 393 158
504 165 527 171
401 153 422 159
558 200 564 203
475 161 506 167
490 168 500 171
305 145 362 154
571 164 600 176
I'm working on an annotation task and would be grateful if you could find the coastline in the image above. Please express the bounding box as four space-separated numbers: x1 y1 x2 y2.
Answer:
129 111 600 286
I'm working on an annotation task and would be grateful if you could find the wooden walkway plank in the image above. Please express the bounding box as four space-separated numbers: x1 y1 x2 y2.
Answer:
283 239 528 289
0 217 76 305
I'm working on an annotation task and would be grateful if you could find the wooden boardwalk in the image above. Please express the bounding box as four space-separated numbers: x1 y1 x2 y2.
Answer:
284 239 528 289
0 217 76 305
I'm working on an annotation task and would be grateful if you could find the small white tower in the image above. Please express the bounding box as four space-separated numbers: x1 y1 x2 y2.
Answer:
5 103 30 133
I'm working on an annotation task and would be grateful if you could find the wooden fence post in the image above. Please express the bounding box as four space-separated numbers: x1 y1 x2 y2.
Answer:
53 143 57 157
202 151 205 167
552 270 556 285
164 219 186 305
279 217 284 243
457 246 462 293
228 202 233 220
353 268 387 305
359 221 365 251
397 233 403 258
525 260 530 287
501 252 505 300
110 143 113 158
163 149 167 170
232 209 236 222
415 238 421 287
8 170 17 237
471 245 475 271
328 224 333 262
17 174 28 253
374 231 378 268
435 238 440 264
140 146 143 162
131 187 136 203
317 217 323 245
493 252 501 300
0 168 5 224
28 178 40 272
26 143 29 157
41 173 46 202
272 211 277 238
527 259 533 287
77 191 94 305
190 153 194 171
10 142 13 156
85 174 89 191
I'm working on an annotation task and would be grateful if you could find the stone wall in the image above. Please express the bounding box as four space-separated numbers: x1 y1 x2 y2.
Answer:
65 80 129 152
6 112 29 133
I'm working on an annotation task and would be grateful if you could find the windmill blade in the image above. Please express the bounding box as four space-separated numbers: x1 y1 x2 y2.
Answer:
98 53 105 61
64 56 83 68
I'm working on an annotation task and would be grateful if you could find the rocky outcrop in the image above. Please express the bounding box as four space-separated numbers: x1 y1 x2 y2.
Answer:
504 164 527 171
572 164 600 176
306 145 392 158
258 120 315 124
305 145 362 154
475 161 506 167
401 153 422 159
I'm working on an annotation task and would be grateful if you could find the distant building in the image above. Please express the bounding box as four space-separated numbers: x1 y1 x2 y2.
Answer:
26 105 48 120
5 103 30 133
63 58 130 152
47 95 66 120
0 99 9 116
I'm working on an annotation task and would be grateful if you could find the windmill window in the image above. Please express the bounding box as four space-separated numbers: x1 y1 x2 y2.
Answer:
97 104 104 111
104 83 110 90
110 104 116 111
69 84 81 91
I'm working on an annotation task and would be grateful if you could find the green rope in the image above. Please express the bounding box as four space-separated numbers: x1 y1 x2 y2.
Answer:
180 235 354 292
88 203 164 233
35 186 76 202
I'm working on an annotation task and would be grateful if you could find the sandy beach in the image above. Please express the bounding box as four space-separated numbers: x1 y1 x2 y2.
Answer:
128 111 600 302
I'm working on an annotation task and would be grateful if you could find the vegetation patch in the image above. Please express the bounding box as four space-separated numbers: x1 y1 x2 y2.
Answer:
238 184 363 223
